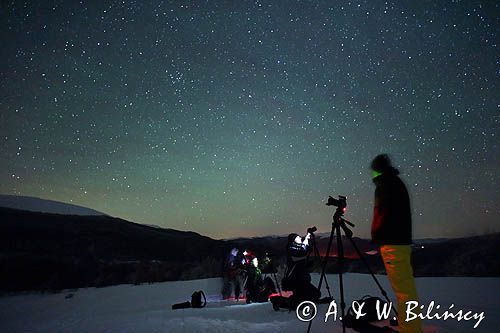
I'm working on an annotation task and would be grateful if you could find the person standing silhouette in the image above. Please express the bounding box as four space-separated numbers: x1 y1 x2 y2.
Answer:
370 154 423 333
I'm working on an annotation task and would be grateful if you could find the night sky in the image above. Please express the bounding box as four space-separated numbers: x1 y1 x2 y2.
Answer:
1 1 498 240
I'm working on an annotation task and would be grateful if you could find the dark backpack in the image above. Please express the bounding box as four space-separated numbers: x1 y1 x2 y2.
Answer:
191 290 207 308
345 295 389 329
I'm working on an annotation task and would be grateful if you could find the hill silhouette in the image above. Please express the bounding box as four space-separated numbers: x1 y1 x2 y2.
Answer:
1 206 498 292
0 207 226 292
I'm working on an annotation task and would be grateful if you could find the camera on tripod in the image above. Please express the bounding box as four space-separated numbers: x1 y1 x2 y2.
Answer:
303 193 396 333
307 226 317 234
326 195 347 210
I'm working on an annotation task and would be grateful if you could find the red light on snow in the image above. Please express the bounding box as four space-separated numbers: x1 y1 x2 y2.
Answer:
343 207 347 213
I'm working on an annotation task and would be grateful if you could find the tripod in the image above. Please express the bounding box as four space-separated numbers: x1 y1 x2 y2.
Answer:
262 257 282 296
309 233 332 300
306 206 396 333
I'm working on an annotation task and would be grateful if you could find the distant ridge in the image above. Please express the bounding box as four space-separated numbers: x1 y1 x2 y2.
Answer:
0 206 226 291
0 205 498 292
0 194 106 216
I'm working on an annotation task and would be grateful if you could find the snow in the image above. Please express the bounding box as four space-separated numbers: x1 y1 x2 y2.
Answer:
0 274 498 333
0 195 106 216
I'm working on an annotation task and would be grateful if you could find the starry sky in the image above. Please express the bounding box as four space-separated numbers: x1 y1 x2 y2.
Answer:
0 1 498 240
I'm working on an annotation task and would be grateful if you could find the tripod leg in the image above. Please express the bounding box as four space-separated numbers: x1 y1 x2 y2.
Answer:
321 265 333 299
272 272 282 296
316 225 335 291
345 235 398 318
307 224 336 333
312 239 332 298
336 225 347 333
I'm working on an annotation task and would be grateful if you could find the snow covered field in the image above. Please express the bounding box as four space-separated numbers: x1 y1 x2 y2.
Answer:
1 274 498 333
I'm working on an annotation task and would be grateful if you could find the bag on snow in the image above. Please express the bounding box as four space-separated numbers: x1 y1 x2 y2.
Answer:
171 290 207 310
344 295 389 329
191 290 207 308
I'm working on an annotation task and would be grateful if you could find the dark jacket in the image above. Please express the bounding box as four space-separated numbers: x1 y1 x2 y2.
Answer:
372 169 412 245
283 236 312 289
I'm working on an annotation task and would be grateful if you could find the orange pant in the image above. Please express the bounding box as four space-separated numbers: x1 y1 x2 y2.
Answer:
380 245 423 333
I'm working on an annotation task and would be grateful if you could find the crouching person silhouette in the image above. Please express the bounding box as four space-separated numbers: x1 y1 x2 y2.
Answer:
271 230 320 310
244 255 276 303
